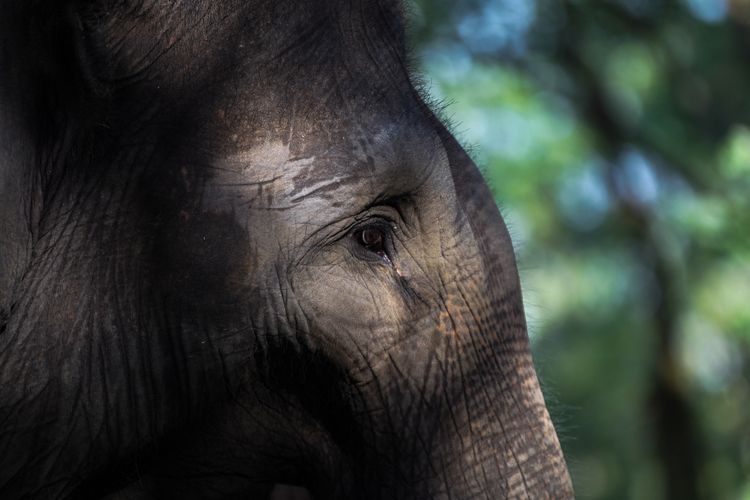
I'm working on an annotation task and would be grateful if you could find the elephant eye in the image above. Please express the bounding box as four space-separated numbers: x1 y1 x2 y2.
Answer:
354 226 388 259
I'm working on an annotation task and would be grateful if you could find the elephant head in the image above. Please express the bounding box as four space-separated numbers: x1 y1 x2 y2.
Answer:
0 0 573 498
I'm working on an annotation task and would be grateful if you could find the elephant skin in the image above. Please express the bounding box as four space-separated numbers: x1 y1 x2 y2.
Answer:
0 0 573 498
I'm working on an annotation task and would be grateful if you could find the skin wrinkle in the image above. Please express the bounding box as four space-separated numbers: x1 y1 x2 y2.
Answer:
428 204 548 496
0 0 573 498
446 312 484 492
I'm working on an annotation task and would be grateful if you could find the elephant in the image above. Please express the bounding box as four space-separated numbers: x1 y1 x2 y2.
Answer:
0 0 573 498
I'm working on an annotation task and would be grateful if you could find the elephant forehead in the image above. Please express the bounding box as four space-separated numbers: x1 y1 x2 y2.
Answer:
206 121 446 216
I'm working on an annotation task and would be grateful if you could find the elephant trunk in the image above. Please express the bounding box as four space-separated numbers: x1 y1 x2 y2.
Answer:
427 315 572 498
333 300 573 499
361 282 572 499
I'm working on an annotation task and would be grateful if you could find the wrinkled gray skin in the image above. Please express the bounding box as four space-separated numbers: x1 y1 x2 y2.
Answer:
0 0 573 498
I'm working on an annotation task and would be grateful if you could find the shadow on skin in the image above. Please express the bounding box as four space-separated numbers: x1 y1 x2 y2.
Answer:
270 484 313 500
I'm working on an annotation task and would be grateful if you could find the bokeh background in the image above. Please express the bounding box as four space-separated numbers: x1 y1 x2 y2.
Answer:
408 1 750 499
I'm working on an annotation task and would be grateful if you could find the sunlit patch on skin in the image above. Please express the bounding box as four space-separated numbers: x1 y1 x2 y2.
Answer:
221 141 310 173
436 309 454 337
212 141 316 188
207 139 375 218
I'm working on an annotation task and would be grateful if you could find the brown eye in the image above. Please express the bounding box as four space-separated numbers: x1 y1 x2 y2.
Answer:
355 226 387 258
361 228 383 247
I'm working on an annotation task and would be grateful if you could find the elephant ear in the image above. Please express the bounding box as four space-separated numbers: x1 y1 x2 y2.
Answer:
0 1 82 323
0 0 121 325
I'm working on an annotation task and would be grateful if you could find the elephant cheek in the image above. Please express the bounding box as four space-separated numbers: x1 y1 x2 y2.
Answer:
154 211 255 307
291 265 409 359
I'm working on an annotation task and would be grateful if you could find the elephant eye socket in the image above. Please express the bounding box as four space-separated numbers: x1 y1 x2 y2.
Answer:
354 226 388 259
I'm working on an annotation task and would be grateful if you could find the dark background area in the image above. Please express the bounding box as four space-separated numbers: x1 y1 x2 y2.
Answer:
409 1 750 499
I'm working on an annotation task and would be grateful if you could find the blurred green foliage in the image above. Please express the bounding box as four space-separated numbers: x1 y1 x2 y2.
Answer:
409 1 750 499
